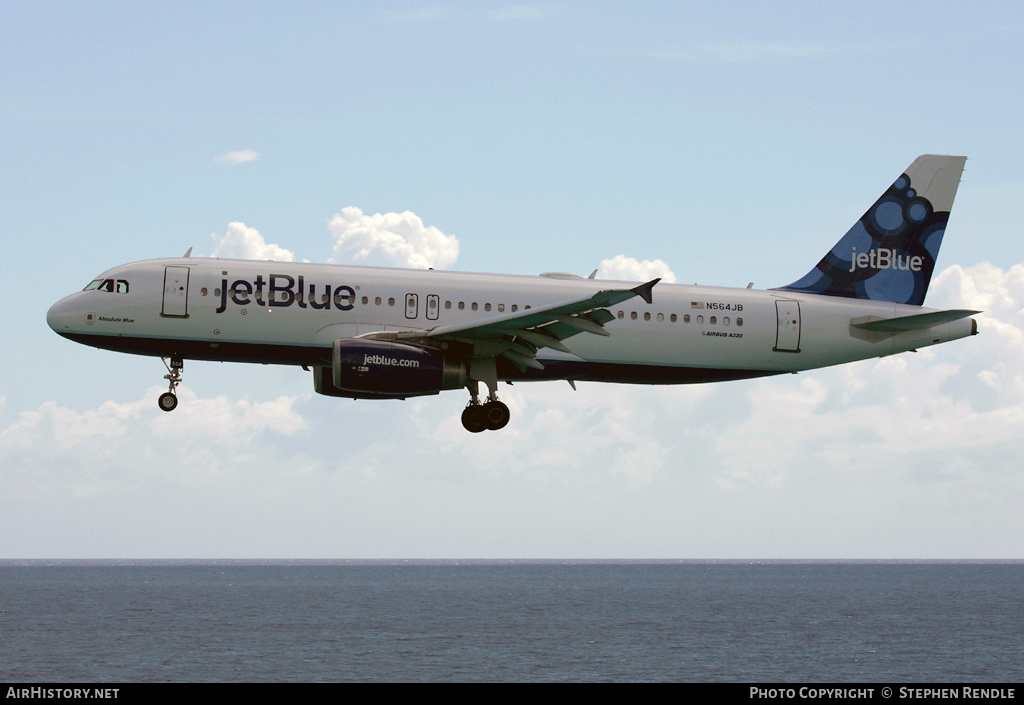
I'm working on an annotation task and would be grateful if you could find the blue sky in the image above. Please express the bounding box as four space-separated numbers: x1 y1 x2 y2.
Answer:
2 1 1023 558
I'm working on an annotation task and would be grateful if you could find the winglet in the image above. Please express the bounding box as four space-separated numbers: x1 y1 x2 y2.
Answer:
630 278 660 304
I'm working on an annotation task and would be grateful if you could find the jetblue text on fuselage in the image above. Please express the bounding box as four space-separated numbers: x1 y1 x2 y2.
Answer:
847 247 924 273
216 273 355 313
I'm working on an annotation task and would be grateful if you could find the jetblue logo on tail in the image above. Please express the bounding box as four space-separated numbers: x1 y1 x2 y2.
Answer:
777 155 965 306
847 247 923 273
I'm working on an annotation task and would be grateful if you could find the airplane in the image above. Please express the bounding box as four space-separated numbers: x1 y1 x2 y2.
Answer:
47 154 979 433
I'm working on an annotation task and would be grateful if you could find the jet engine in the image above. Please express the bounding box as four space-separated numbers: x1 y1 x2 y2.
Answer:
314 339 466 399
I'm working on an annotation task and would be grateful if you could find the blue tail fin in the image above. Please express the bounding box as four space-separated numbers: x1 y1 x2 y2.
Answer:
778 155 966 306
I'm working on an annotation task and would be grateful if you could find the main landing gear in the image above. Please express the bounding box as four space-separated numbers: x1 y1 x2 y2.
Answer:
461 398 510 433
158 356 183 412
460 363 510 433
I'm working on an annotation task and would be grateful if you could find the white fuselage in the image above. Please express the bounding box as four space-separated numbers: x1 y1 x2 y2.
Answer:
47 257 976 385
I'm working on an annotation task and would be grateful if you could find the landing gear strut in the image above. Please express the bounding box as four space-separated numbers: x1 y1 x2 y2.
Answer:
158 356 183 412
461 359 510 432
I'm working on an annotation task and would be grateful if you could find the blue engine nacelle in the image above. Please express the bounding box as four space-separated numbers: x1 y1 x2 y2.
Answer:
314 339 466 399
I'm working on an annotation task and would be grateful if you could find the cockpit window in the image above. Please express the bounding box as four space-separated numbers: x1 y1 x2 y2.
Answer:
83 278 129 294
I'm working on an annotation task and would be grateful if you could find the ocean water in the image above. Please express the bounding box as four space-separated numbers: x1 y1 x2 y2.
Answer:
0 561 1021 682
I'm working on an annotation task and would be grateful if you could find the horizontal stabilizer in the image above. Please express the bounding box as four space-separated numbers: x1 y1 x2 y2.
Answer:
851 309 979 333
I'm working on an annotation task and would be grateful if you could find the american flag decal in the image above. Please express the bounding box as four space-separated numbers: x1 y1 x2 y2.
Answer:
690 301 704 309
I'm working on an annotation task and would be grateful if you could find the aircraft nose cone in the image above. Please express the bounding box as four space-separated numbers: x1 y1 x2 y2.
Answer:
47 295 80 334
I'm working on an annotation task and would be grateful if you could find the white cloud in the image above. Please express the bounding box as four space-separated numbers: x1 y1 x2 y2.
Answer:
598 255 677 283
210 222 295 261
327 206 459 269
0 388 306 501
931 262 1024 321
930 262 1024 409
213 149 260 164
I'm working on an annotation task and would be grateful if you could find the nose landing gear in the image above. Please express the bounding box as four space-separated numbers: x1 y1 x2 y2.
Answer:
158 356 183 412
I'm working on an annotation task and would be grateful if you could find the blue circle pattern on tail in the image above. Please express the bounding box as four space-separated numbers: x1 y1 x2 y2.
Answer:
780 172 948 306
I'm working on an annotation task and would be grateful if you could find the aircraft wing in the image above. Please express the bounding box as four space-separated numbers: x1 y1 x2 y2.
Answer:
365 278 660 371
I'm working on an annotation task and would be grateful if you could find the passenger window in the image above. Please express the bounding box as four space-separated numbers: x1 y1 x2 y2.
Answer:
710 316 716 325
737 318 743 326
200 287 208 296
670 314 677 322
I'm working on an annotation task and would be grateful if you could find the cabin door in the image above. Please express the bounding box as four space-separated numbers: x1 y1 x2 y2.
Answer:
774 300 801 352
162 266 190 318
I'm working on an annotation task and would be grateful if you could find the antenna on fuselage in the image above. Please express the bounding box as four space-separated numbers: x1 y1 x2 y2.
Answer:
183 247 192 258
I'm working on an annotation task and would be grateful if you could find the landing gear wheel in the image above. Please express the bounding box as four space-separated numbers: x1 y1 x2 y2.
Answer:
158 392 178 412
482 400 510 430
159 356 184 412
461 404 488 433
